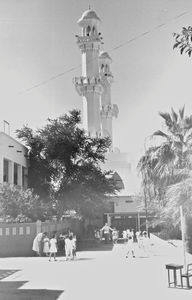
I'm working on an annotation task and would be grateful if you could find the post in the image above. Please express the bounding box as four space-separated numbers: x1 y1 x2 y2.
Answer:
36 220 42 235
180 205 187 272
138 212 140 231
143 186 149 235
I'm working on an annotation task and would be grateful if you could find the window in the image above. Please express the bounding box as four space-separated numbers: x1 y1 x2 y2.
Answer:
26 227 30 235
19 227 24 235
5 228 10 235
14 163 18 185
12 227 16 235
3 159 9 182
22 166 28 188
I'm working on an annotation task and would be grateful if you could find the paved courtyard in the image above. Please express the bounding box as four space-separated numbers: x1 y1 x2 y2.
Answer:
0 235 192 300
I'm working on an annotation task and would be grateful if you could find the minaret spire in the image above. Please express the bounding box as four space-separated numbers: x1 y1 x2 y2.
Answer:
73 9 103 137
73 9 118 145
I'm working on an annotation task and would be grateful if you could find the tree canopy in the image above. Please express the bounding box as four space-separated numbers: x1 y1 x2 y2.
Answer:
0 184 52 222
138 107 192 226
16 110 119 220
173 26 192 57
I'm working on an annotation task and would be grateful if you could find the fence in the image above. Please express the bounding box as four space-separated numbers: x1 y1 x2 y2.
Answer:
0 218 83 257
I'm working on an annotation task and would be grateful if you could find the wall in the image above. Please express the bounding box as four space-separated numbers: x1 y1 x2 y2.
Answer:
0 132 28 186
0 219 83 257
113 195 142 214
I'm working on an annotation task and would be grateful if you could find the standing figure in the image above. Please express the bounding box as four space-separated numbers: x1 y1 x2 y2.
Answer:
72 234 77 259
65 235 73 260
123 230 128 243
112 228 119 245
101 223 113 244
49 234 58 262
43 233 50 257
142 231 151 256
125 236 135 258
32 232 45 256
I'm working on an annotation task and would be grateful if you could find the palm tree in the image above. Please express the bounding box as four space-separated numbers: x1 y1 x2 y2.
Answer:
138 107 192 252
173 26 192 57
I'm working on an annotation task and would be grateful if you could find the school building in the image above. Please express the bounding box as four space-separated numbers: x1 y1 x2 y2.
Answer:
0 131 28 188
104 195 148 232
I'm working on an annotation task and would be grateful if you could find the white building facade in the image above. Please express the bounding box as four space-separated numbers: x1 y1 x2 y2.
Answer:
0 132 28 188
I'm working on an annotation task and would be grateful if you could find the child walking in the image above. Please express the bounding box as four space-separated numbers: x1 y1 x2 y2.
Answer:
43 233 50 257
49 233 57 262
125 236 135 258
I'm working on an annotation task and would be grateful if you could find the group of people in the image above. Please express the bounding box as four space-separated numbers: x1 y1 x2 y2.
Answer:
32 231 77 261
124 229 152 258
96 223 153 258
98 223 119 244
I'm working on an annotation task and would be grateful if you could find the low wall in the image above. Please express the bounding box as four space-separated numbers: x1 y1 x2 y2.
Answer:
0 218 83 257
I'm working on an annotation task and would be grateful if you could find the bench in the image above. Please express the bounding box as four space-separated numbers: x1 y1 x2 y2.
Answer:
181 263 192 289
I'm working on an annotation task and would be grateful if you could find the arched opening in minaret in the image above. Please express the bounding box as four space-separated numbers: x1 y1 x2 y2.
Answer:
87 26 91 36
101 64 105 72
105 64 109 73
92 26 96 35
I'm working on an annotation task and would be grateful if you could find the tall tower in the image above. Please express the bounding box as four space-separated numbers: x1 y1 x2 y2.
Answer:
74 10 103 137
74 9 119 149
99 51 119 147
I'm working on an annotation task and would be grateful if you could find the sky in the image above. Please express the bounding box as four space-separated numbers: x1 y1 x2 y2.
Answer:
1 0 192 164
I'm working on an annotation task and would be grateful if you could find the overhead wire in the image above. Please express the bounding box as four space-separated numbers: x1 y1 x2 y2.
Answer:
17 8 192 95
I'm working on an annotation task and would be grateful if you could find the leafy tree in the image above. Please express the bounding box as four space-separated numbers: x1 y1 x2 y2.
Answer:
16 110 119 221
0 183 51 222
173 26 192 57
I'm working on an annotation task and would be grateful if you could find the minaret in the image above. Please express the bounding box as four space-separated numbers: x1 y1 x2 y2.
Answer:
99 51 119 148
73 10 103 137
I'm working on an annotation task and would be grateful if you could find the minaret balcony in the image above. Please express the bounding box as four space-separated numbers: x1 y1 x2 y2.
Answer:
76 35 102 52
73 76 103 96
100 104 119 118
100 72 114 85
76 34 101 44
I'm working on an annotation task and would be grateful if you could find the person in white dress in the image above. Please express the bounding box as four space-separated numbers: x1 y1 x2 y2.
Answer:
65 235 73 260
49 234 57 261
32 232 45 256
43 233 50 256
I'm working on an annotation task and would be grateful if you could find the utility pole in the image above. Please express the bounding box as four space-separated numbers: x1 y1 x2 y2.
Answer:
180 205 187 272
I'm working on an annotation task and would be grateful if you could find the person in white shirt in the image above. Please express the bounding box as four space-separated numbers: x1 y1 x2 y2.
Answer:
126 236 135 258
101 223 113 244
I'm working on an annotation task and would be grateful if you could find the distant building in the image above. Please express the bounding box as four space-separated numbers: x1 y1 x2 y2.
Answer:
0 132 28 188
104 195 147 232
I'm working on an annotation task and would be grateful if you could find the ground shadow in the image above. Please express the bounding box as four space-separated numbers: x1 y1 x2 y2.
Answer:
56 257 95 262
0 270 20 281
0 281 64 300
